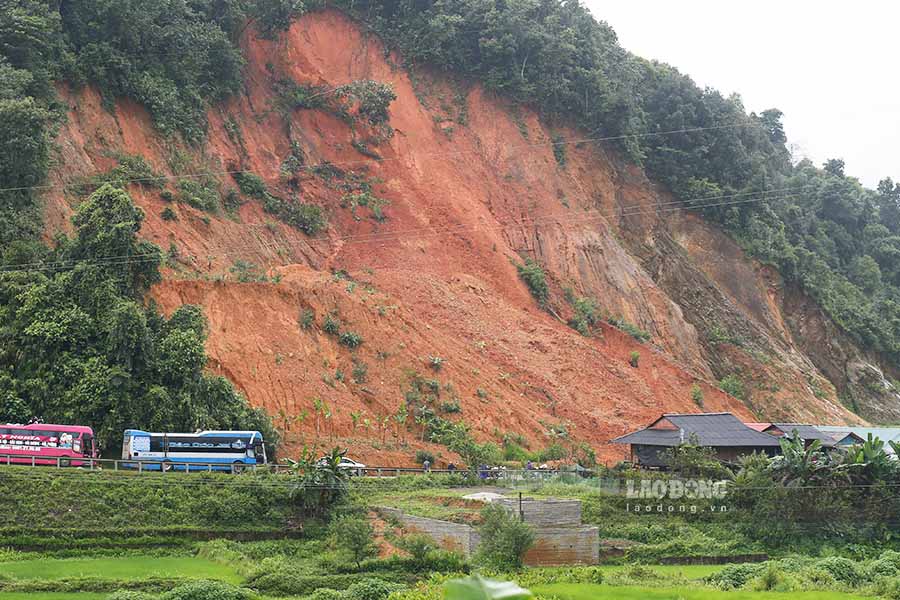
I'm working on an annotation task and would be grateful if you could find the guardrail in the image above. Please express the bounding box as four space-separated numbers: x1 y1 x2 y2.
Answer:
0 453 593 479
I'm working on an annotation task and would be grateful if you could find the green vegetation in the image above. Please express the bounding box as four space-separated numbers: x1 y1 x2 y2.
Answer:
719 374 746 400
232 171 325 235
329 516 378 569
330 0 900 371
516 259 549 308
0 556 240 583
0 185 273 449
629 351 640 368
475 504 535 571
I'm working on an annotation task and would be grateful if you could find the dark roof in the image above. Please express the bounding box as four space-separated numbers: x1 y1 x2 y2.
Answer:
769 424 833 442
611 412 781 447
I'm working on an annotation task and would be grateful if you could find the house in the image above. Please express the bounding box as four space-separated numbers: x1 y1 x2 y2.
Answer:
815 427 900 455
611 413 782 468
751 423 839 447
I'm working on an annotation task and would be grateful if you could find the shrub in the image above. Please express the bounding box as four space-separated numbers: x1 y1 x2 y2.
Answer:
307 590 345 600
233 172 268 199
415 450 435 465
161 207 177 221
323 314 341 335
162 580 254 600
816 556 862 586
107 593 155 600
705 563 765 590
475 503 534 570
300 309 315 329
719 374 746 400
691 384 704 408
394 534 437 569
345 577 403 600
750 564 794 592
340 331 364 348
516 259 549 307
629 351 640 367
870 558 900 579
329 516 378 569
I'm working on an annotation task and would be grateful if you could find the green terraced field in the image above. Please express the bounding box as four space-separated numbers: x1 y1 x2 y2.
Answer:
533 583 874 599
0 556 240 584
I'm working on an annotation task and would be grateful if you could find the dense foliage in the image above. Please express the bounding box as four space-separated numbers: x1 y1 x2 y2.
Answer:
0 185 274 449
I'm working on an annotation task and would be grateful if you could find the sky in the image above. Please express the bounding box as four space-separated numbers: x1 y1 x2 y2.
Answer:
585 1 899 189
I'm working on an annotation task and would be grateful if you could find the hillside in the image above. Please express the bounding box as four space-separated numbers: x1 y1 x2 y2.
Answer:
2 3 898 466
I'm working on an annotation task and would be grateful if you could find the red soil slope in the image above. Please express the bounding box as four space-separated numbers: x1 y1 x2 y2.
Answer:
44 10 859 466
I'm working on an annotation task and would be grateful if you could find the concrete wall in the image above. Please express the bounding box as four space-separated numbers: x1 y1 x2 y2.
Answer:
379 501 599 566
496 498 582 527
524 526 600 566
378 507 480 556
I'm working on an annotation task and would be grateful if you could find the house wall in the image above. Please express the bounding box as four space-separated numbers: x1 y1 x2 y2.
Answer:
633 444 777 467
495 498 582 526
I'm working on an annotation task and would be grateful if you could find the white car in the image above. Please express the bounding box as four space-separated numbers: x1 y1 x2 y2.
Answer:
318 456 366 476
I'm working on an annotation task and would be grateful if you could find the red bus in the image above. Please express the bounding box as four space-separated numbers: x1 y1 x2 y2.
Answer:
0 424 98 466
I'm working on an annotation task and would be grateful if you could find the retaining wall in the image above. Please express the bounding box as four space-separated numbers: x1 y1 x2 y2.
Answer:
496 497 582 527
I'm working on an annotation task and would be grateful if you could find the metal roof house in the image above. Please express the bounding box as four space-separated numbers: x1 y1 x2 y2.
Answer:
754 423 841 447
816 427 900 455
611 413 782 468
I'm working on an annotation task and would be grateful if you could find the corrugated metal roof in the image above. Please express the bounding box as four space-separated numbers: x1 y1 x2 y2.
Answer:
770 424 834 442
611 413 781 447
816 427 900 454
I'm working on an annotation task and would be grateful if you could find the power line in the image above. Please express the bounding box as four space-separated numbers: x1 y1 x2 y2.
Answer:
0 121 759 196
0 185 811 275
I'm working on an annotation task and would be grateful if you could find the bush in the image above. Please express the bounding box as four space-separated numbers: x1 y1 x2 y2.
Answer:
705 563 765 590
345 578 403 600
750 564 794 592
329 516 378 569
339 331 364 348
107 593 155 600
394 533 436 569
415 450 435 465
307 590 345 600
475 504 534 570
162 580 254 600
516 259 549 308
719 374 746 400
161 207 177 221
816 556 862 587
629 351 640 367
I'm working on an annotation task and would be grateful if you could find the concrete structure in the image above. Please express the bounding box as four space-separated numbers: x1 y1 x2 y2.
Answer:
378 507 480 556
379 497 599 566
495 497 582 527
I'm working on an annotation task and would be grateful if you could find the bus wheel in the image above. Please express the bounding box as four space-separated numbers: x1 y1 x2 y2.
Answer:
161 461 172 472
232 463 244 474
60 458 71 468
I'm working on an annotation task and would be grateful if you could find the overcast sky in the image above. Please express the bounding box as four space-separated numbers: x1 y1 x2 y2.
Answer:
585 1 899 189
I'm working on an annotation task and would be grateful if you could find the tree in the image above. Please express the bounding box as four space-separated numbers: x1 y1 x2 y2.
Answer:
329 515 378 569
475 504 534 570
848 255 882 293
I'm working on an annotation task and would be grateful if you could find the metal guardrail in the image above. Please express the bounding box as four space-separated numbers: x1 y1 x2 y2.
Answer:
0 453 594 480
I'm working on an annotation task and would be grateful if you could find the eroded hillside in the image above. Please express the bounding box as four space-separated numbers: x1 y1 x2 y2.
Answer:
42 10 892 464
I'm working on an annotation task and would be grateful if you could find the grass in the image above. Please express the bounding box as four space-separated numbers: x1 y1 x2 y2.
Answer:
0 595 108 600
0 556 241 584
533 583 873 599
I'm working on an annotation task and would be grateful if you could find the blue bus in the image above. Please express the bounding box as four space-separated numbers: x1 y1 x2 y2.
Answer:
121 429 267 471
